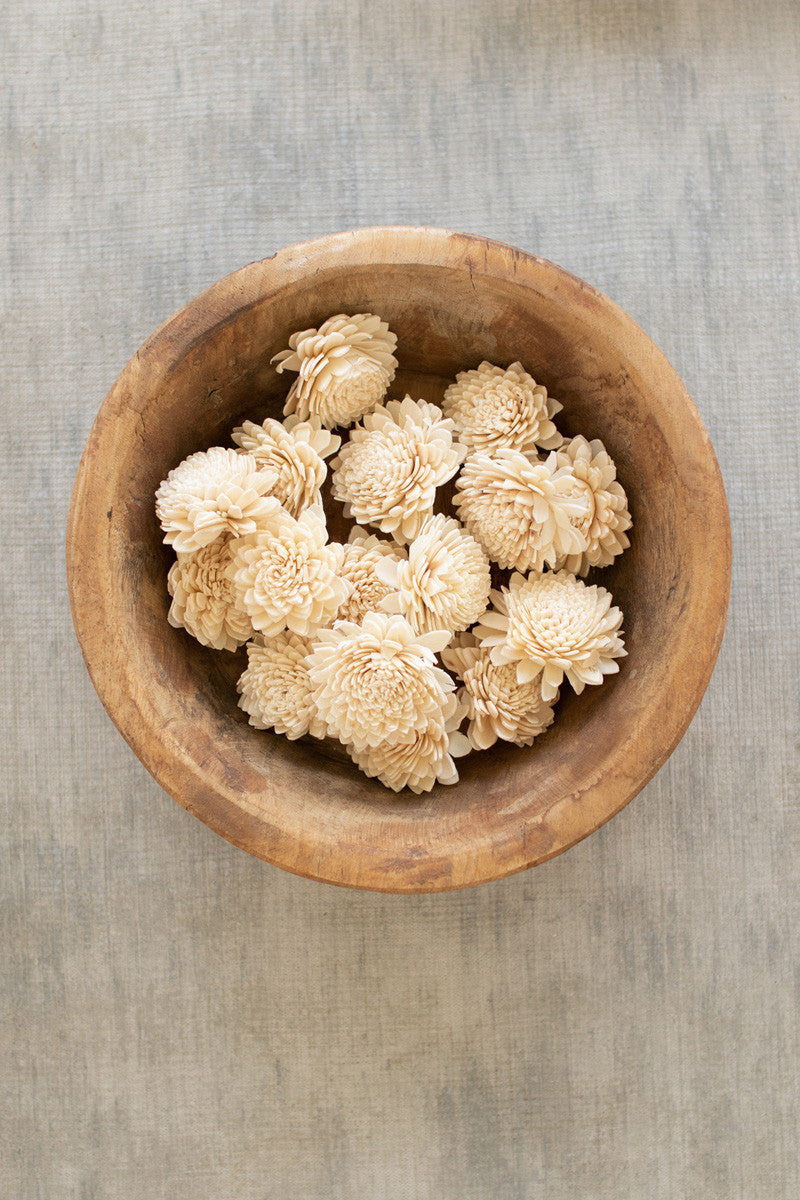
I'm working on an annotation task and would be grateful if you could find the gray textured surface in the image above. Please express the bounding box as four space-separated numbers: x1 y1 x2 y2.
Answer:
3 2 799 1197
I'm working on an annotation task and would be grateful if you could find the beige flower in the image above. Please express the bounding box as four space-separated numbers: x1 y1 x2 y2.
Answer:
335 527 406 624
271 313 398 428
550 436 632 575
442 360 563 454
453 448 591 572
331 396 466 543
231 414 340 518
156 446 280 552
348 694 471 793
229 507 348 638
307 612 455 750
442 634 556 750
236 633 324 739
167 536 252 652
474 570 625 702
377 513 491 636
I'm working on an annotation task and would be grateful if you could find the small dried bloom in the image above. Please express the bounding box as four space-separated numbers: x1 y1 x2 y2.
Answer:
156 446 279 552
551 436 632 575
335 527 406 624
231 414 340 518
453 449 591 572
167 536 252 652
348 694 470 793
307 612 455 750
331 396 466 543
236 633 324 739
474 570 625 702
271 313 398 427
230 507 348 638
377 513 491 636
442 634 556 750
442 360 563 454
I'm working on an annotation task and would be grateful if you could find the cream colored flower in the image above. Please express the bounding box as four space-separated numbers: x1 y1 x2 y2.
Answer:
453 448 591 572
156 446 280 552
550 436 632 575
377 513 491 636
307 612 455 750
230 507 348 638
442 634 556 750
236 633 324 739
348 694 470 793
335 527 406 624
442 360 563 454
474 570 625 702
331 396 466 543
167 536 252 652
231 414 340 518
271 313 398 428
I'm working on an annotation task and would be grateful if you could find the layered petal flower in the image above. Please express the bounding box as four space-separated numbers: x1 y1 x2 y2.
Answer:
442 360 563 454
474 570 625 702
550 435 632 575
167 535 252 651
236 633 324 739
377 513 491 636
271 313 398 427
331 396 465 543
335 527 406 624
347 694 470 793
442 634 556 749
307 612 454 749
231 413 340 518
230 507 348 638
156 446 280 552
453 449 591 572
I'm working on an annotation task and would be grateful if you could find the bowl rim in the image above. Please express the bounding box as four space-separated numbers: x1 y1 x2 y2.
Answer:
66 225 732 892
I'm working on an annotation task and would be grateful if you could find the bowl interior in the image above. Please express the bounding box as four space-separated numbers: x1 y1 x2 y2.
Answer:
68 230 730 891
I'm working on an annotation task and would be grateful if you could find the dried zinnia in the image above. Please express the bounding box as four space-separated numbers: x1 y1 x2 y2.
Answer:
231 413 340 518
335 527 406 624
442 360 563 454
307 612 454 750
474 570 625 702
453 448 591 572
271 313 398 428
347 694 471 793
442 634 556 750
331 396 465 543
167 535 252 652
229 506 348 638
550 435 632 575
377 513 491 637
236 633 324 739
156 446 279 553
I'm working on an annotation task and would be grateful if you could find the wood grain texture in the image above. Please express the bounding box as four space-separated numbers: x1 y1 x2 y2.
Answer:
66 227 730 892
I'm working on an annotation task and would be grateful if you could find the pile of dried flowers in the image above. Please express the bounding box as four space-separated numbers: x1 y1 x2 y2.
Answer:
156 312 631 793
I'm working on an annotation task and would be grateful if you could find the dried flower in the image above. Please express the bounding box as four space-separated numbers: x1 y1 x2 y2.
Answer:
236 633 324 739
231 414 340 518
307 612 455 750
442 634 556 749
331 396 465 543
550 436 632 575
453 449 592 572
474 570 625 702
442 360 563 454
167 536 252 651
377 513 491 636
335 527 406 624
271 313 398 428
156 446 280 553
229 507 348 638
347 694 470 793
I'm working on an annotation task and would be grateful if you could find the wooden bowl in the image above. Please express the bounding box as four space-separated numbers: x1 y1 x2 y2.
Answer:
66 227 730 893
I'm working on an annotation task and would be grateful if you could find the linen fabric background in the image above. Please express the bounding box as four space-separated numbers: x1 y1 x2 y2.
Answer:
3 2 799 1197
